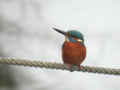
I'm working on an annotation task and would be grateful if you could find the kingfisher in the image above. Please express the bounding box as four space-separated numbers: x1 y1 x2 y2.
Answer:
53 27 86 70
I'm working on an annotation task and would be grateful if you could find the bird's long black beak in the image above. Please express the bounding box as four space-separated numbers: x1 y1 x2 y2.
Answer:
52 27 67 36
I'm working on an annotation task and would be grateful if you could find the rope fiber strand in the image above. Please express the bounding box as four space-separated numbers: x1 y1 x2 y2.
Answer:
0 57 120 75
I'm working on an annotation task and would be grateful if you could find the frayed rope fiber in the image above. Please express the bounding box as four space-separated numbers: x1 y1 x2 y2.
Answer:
0 57 120 75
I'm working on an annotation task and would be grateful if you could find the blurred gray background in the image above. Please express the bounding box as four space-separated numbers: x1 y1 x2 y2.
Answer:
0 0 120 90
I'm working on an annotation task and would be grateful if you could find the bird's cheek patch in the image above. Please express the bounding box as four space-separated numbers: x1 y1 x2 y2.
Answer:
76 39 82 42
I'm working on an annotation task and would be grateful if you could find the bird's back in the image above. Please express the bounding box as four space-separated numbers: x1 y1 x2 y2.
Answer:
62 41 86 65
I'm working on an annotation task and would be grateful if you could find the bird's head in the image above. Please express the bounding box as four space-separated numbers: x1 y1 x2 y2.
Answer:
53 27 84 43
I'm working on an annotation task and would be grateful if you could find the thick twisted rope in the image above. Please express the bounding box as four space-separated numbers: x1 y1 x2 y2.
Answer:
0 57 120 75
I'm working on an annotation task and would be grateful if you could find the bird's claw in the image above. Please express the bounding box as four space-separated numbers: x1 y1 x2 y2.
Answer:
67 64 82 72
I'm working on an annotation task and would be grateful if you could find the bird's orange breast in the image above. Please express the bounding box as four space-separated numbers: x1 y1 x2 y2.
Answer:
62 41 86 65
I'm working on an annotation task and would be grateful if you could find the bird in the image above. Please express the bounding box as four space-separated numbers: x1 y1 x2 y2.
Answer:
53 27 86 70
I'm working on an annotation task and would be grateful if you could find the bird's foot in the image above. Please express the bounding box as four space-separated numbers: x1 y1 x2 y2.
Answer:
67 64 82 72
66 64 73 72
79 65 83 70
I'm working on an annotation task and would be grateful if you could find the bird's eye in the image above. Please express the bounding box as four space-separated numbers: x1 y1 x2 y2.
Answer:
69 37 76 42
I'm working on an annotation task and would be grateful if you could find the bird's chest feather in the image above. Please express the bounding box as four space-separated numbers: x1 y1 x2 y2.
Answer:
63 41 83 54
62 41 86 64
